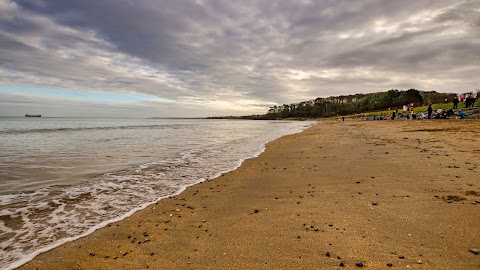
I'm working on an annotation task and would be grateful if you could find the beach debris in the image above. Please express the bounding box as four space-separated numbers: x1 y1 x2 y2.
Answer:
441 195 466 202
470 248 479 255
417 260 423 264
465 191 480 196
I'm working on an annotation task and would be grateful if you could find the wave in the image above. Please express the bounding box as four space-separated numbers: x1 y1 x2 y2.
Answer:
0 124 187 135
0 120 315 269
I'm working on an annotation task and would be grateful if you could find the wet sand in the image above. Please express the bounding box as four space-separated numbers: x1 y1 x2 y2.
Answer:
18 120 480 269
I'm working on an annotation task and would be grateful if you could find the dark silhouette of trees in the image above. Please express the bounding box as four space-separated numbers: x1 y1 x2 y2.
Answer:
265 89 455 119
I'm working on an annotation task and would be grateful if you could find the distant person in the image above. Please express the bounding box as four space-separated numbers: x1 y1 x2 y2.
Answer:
427 104 433 119
465 96 472 108
403 105 408 112
411 111 417 119
391 110 396 120
342 116 345 122
460 95 465 103
446 108 454 117
453 96 459 109
472 94 477 107
458 109 466 119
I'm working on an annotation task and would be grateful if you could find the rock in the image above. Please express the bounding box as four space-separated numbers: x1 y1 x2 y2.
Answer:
398 255 405 259
325 252 330 257
470 248 479 255
339 262 345 267
355 262 364 267
371 201 378 206
254 209 260 213
387 263 393 267
417 260 423 264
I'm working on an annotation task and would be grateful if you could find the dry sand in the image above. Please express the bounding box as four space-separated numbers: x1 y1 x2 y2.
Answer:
18 120 480 269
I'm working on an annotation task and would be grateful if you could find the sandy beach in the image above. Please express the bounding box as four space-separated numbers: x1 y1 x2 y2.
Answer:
17 119 480 269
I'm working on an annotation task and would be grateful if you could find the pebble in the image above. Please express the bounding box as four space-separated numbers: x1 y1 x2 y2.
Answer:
398 255 405 259
254 209 260 213
470 248 479 255
355 262 364 267
387 263 393 267
325 252 330 257
339 262 344 267
371 201 378 206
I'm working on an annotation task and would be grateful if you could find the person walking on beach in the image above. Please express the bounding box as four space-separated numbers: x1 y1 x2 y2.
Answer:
427 104 433 119
453 96 459 109
391 110 396 120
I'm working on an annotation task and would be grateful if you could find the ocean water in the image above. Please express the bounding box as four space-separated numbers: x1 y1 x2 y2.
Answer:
0 117 313 269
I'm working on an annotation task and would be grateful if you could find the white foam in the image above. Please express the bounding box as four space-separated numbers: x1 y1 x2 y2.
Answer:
1 120 315 269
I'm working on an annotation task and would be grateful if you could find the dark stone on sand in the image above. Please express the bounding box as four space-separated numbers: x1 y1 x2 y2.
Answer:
356 181 361 184
325 252 330 257
89 253 95 256
371 201 378 206
470 248 479 255
387 263 393 267
339 262 344 267
328 224 333 227
355 262 364 267
398 255 405 259
254 209 260 213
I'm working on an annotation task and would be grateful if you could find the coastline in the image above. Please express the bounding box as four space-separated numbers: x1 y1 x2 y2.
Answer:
17 120 480 269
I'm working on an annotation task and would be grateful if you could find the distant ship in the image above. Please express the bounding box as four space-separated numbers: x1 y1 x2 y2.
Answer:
25 114 41 117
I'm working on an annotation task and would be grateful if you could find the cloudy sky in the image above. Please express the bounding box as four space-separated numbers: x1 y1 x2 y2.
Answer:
0 0 479 117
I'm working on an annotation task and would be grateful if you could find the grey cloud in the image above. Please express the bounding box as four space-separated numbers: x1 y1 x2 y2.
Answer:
1 0 479 117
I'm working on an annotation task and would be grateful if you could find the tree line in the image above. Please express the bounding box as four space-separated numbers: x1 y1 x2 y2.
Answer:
263 89 456 119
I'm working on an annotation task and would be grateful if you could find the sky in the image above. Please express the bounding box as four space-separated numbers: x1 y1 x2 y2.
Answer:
0 0 479 117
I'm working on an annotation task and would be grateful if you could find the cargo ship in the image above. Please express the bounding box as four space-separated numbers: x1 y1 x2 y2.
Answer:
25 114 42 117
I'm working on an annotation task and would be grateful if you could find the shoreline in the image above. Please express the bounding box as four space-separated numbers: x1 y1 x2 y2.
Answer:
5 120 314 270
17 120 480 269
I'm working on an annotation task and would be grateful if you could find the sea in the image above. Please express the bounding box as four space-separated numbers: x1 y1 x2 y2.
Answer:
0 117 314 269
